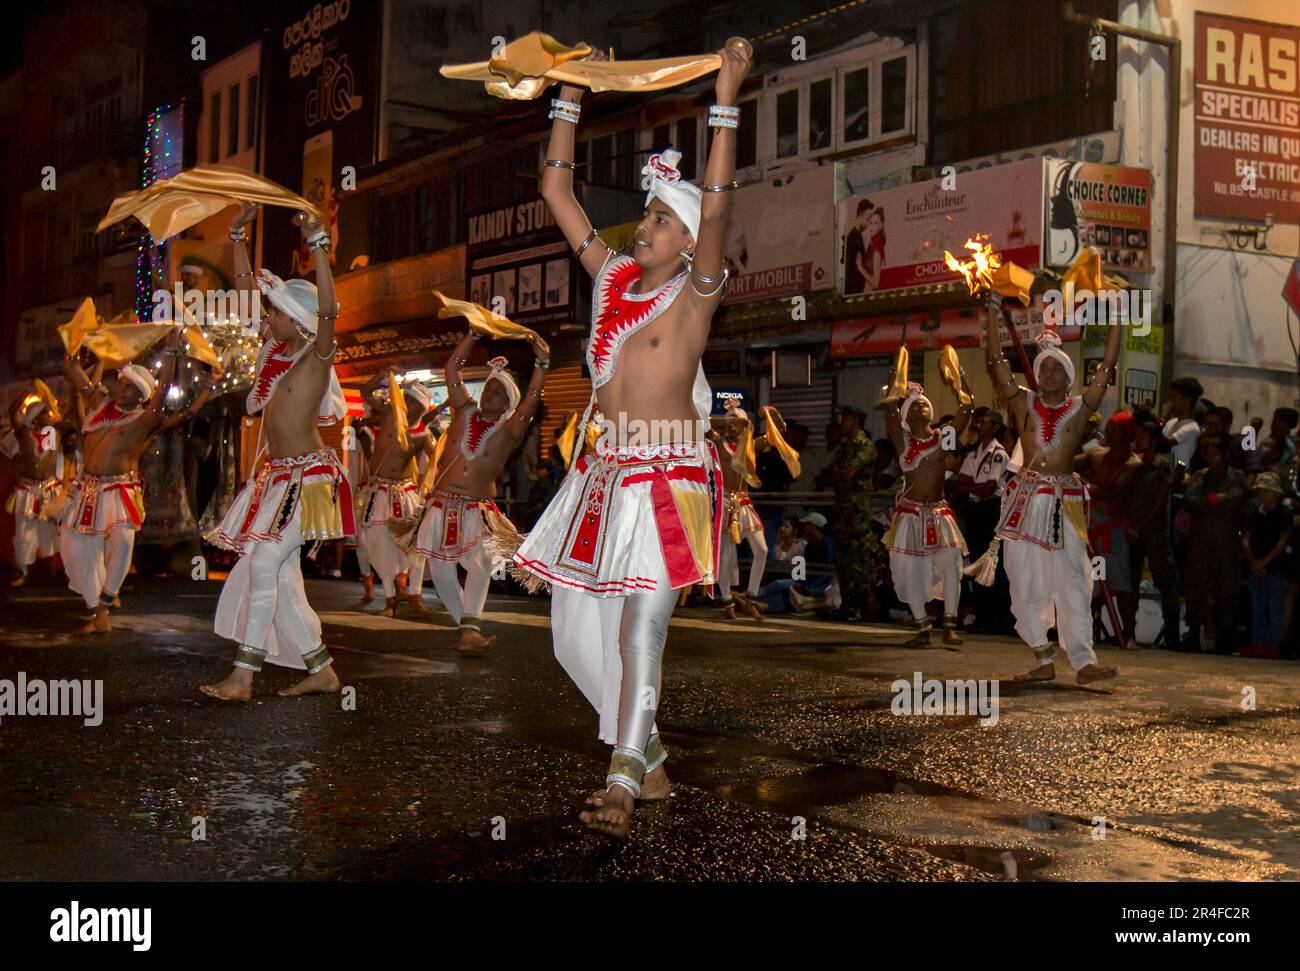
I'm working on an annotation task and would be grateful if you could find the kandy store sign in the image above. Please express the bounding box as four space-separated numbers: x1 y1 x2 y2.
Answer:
465 197 576 327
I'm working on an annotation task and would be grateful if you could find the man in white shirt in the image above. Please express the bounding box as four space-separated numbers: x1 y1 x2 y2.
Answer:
1162 377 1203 470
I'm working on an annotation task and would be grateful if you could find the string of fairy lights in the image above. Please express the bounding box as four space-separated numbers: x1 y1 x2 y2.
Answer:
133 98 261 406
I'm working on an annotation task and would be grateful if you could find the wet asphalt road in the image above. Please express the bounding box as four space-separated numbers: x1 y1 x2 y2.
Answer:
2 574 1298 882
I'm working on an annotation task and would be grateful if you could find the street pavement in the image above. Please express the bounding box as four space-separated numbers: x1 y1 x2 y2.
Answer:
2 573 1298 882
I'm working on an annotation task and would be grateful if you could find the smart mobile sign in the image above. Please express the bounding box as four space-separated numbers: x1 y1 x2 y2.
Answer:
1194 13 1300 224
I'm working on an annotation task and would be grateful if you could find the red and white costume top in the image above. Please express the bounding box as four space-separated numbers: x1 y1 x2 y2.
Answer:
60 401 148 535
514 252 723 595
886 429 967 556
996 393 1090 550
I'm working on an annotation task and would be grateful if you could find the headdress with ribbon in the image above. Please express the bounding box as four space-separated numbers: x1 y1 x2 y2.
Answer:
119 363 158 401
901 382 932 425
641 148 701 240
256 269 321 336
1032 329 1075 386
483 356 521 417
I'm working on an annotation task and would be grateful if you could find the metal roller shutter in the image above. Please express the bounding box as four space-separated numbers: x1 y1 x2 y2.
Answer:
767 366 834 449
538 340 591 461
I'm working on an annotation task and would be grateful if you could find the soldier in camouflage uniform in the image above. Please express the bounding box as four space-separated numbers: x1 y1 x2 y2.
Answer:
817 405 877 620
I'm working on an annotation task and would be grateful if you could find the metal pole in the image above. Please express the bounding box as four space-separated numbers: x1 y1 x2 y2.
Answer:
1063 2 1180 400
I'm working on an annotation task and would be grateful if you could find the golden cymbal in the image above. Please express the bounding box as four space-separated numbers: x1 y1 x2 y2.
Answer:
725 36 753 58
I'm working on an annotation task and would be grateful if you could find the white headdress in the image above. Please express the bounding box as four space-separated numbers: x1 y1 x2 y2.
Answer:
1032 329 1075 386
901 382 932 425
484 356 520 416
723 396 749 422
256 269 321 335
119 363 158 401
403 381 432 415
641 148 701 241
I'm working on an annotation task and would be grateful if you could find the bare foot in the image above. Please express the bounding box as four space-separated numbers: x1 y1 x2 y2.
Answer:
455 629 496 655
943 627 964 646
579 784 633 840
76 606 112 635
1121 638 1140 651
383 597 398 618
721 601 736 620
405 596 432 616
1012 663 1056 682
360 576 374 603
278 666 341 697
10 574 26 587
1076 663 1117 685
639 765 671 801
112 596 121 608
199 668 254 702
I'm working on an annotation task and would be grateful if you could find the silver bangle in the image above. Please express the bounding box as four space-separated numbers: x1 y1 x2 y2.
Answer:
547 108 580 124
707 116 739 130
550 98 582 113
229 227 248 243
690 268 729 298
701 181 738 192
543 158 576 170
574 229 600 258
691 266 727 285
314 340 337 360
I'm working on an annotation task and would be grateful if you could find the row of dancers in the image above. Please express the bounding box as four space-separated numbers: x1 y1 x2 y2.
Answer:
11 43 1122 843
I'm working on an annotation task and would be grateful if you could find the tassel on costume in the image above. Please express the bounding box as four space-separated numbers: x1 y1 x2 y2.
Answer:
479 509 551 594
963 536 1000 586
387 514 422 555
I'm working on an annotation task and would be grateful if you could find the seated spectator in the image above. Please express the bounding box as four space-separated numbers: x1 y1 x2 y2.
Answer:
753 517 811 614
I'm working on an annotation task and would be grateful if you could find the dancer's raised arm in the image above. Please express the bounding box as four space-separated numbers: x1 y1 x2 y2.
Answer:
681 43 752 325
540 53 611 279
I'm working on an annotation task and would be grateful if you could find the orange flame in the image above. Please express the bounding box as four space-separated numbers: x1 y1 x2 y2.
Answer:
943 234 1001 297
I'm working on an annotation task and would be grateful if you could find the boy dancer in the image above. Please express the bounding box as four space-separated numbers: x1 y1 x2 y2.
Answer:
878 374 973 646
415 335 547 653
62 331 215 633
514 42 750 839
973 305 1121 684
355 371 439 617
709 401 797 619
5 387 59 585
201 204 350 701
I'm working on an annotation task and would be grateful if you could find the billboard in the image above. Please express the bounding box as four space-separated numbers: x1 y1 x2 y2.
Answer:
262 1 380 277
837 158 1043 295
1194 13 1300 224
465 197 577 328
1042 160 1153 273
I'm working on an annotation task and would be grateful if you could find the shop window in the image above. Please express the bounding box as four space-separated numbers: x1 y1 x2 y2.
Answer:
245 75 258 151
808 77 833 154
842 66 871 146
775 87 799 159
227 82 240 158
208 91 220 164
881 56 908 135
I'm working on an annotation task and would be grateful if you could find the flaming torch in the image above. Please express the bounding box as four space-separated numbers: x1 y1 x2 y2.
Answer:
943 234 1002 298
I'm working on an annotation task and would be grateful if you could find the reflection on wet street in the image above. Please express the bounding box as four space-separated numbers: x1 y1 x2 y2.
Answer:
2 577 1298 881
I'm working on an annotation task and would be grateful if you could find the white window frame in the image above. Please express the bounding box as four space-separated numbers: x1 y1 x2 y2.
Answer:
761 36 916 177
